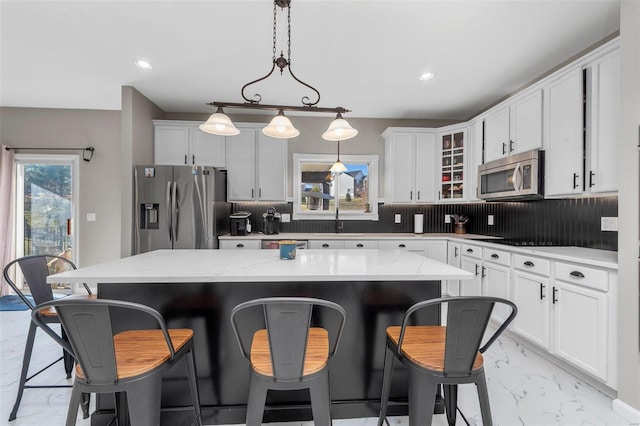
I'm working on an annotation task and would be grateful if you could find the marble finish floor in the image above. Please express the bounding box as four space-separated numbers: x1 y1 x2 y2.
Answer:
1 309 631 425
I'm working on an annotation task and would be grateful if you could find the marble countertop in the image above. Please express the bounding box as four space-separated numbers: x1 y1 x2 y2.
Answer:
47 249 473 284
219 232 496 241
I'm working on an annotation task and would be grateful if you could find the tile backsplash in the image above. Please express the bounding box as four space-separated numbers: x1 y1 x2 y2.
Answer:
232 196 618 251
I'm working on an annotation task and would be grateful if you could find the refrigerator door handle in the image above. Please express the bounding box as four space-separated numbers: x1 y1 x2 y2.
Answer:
172 181 179 242
166 181 173 242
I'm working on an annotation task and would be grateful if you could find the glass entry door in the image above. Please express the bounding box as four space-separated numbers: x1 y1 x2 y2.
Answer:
14 155 78 287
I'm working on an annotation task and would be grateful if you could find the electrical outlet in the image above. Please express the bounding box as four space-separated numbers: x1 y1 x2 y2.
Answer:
86 212 96 222
444 214 451 224
488 215 494 226
394 214 402 224
601 217 618 231
281 213 291 223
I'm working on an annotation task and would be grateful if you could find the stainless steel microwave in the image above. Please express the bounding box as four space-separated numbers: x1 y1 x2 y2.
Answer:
478 150 544 200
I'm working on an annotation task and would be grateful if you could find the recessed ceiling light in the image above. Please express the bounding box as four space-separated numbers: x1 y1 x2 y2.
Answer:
419 71 435 81
135 59 152 70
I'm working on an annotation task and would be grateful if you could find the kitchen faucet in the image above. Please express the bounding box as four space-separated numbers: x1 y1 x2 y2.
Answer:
335 206 343 233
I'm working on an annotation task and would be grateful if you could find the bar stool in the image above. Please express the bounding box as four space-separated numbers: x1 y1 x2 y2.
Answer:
3 254 94 421
32 298 203 426
230 297 346 426
377 296 517 426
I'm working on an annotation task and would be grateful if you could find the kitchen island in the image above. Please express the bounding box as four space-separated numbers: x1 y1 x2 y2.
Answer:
49 249 472 425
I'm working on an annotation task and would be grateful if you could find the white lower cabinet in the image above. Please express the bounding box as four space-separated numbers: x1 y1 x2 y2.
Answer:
309 240 345 249
482 261 511 323
445 242 461 296
344 240 378 249
552 270 609 382
460 256 482 296
512 270 551 350
219 240 261 250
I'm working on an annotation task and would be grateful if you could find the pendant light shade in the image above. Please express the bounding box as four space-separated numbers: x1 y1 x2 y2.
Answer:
199 107 240 136
262 110 300 139
322 113 358 141
330 159 347 173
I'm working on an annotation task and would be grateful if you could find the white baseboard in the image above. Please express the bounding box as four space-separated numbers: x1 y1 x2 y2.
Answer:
613 399 640 424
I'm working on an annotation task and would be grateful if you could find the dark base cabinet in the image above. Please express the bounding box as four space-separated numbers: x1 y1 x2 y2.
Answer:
93 280 441 425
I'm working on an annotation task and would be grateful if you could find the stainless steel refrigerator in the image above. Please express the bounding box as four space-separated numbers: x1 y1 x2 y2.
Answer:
133 165 230 254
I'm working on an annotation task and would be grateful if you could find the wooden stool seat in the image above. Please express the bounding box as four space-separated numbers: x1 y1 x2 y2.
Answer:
250 328 329 377
40 295 97 317
75 329 194 380
386 325 483 372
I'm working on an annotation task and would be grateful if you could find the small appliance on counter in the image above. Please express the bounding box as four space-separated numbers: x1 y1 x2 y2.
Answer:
262 206 281 235
230 212 252 236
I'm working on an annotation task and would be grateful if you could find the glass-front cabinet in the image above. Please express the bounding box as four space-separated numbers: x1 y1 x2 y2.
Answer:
439 127 466 200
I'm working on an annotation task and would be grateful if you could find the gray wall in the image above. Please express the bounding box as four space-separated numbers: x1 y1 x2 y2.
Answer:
166 111 456 198
121 87 165 257
617 0 640 414
0 107 121 267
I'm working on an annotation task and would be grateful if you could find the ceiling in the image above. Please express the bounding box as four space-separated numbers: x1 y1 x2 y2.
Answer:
0 0 620 121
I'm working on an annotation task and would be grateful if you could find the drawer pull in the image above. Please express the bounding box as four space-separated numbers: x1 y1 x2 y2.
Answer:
570 271 585 278
236 243 244 248
523 261 535 267
490 253 499 259
356 243 364 248
466 248 473 253
322 244 329 248
399 244 406 248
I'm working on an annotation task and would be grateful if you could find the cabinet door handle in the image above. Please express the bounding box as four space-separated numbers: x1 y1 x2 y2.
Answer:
466 248 473 253
251 188 254 198
589 171 595 188
570 271 585 278
322 243 329 248
491 253 499 259
399 244 406 248
475 264 479 276
417 190 420 200
540 283 546 300
438 191 441 200
552 287 558 304
454 247 458 257
184 155 188 165
481 266 486 278
573 172 579 189
509 140 514 153
502 142 507 155
259 188 262 198
356 243 364 248
523 260 535 267
410 190 413 200
192 155 195 165
236 243 244 248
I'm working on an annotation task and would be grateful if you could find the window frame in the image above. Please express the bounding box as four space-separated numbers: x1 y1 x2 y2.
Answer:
292 153 379 221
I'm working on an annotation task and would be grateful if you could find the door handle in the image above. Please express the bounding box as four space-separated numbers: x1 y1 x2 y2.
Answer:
475 264 479 276
410 190 413 200
573 172 579 189
509 140 514 152
466 248 473 253
589 171 595 188
502 142 506 155
192 155 195 165
417 190 420 200
172 182 178 242
481 266 486 278
454 247 458 257
491 253 499 259
184 155 187 165
570 271 585 278
540 283 546 300
512 163 521 192
552 287 558 304
166 181 173 242
523 260 535 267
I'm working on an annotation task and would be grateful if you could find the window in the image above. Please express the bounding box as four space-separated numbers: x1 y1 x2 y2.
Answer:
293 154 378 221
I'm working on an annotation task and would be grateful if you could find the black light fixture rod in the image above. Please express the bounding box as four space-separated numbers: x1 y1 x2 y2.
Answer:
208 101 350 115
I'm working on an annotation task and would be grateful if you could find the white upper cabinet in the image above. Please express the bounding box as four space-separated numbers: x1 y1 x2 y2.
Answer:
467 119 483 202
544 68 584 197
153 120 226 167
586 49 620 193
226 125 287 202
438 125 468 202
383 128 436 204
484 90 543 163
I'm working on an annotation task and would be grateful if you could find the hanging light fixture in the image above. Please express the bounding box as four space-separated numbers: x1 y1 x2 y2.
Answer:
200 0 356 140
330 140 347 173
199 107 240 136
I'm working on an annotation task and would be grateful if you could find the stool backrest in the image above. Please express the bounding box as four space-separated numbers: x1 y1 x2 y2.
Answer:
32 298 175 385
230 297 346 381
398 296 517 377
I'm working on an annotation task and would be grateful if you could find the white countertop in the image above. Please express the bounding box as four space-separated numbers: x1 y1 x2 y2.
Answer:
219 232 497 241
47 249 473 284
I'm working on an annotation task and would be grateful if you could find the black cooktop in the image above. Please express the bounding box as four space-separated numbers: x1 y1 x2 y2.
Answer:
483 239 555 247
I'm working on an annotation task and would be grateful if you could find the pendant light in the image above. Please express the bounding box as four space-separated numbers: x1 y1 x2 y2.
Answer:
330 140 347 173
199 107 240 136
262 110 300 139
201 0 356 140
322 113 358 141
